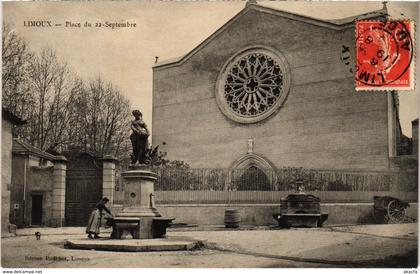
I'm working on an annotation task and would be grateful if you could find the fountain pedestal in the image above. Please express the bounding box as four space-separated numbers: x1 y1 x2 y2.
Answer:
114 167 169 239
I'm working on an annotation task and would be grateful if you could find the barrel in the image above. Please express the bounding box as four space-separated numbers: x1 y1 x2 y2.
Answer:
224 209 241 228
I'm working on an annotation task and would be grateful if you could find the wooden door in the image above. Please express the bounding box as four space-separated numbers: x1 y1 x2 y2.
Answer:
31 195 43 225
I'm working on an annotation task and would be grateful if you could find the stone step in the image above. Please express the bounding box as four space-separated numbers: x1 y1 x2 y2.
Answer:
65 238 199 252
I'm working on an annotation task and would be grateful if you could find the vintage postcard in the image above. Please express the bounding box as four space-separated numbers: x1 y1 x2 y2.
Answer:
1 0 418 272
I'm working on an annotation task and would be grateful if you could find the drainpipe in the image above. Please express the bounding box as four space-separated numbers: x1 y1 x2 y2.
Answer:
22 155 27 227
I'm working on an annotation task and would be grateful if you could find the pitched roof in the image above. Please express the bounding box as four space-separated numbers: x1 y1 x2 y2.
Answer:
12 138 66 161
153 3 387 69
2 108 26 126
326 9 388 25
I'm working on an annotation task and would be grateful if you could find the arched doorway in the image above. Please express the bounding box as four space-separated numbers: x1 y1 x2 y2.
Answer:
228 153 277 190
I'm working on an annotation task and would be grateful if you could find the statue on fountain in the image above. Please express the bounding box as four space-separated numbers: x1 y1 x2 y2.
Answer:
130 109 150 166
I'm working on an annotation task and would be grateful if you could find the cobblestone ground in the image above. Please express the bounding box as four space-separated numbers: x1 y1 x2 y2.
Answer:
1 224 417 268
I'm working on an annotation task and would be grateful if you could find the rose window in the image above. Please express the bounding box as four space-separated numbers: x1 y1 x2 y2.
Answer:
216 47 290 124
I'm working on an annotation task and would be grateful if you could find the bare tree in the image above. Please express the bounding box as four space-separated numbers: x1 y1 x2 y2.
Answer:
2 23 132 157
47 74 84 152
23 48 82 151
70 76 131 157
2 23 34 119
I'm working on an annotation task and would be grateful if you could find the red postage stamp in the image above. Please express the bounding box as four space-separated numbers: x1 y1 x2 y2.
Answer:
355 20 415 91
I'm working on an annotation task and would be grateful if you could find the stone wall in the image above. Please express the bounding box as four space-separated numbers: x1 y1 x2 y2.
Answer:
157 203 418 226
2 120 13 234
153 9 391 171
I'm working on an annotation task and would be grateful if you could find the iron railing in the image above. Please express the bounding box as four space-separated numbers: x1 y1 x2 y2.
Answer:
146 167 416 192
113 166 417 204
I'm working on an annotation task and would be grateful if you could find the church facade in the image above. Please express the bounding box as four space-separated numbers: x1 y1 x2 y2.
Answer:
152 4 404 173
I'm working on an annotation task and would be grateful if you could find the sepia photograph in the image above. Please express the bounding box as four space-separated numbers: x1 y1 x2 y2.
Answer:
1 0 418 270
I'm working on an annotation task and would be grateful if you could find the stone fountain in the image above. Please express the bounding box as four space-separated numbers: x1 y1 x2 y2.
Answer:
111 110 173 239
112 166 173 239
64 110 201 251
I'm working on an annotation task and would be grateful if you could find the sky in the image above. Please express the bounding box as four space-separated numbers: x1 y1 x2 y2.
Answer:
3 1 419 137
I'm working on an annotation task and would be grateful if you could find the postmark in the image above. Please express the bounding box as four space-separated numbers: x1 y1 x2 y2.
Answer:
355 20 415 91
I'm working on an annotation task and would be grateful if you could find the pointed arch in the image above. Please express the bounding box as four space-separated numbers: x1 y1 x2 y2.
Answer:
228 153 277 190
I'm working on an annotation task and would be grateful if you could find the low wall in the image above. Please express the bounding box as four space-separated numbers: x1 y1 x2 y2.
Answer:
153 203 418 226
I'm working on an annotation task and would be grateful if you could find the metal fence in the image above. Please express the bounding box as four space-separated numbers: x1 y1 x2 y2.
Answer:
146 167 417 192
151 191 418 204
113 166 418 204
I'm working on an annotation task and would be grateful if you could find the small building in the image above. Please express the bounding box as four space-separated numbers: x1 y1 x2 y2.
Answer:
2 108 25 235
10 139 67 227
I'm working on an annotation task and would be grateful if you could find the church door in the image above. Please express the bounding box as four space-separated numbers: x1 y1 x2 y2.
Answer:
236 166 271 190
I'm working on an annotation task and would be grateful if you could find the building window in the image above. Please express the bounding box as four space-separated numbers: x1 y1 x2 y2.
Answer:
115 177 120 191
216 46 291 124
